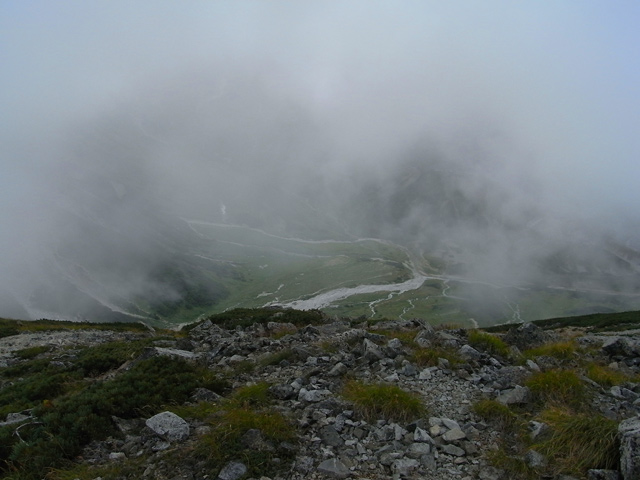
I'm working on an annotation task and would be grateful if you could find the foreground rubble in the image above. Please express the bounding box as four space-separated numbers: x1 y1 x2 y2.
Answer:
1 312 639 480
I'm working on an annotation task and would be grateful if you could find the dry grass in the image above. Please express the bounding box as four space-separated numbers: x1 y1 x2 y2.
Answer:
534 407 619 475
342 380 426 423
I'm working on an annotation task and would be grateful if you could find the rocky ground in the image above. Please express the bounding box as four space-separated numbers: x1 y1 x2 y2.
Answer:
1 314 640 480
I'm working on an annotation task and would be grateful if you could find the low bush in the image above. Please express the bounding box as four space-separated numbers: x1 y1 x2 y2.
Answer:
185 307 325 331
342 380 425 422
0 356 222 480
14 346 50 360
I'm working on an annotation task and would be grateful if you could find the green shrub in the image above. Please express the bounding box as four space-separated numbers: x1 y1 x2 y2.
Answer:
534 408 619 475
73 341 148 377
342 381 425 422
0 370 79 418
525 369 586 408
1 356 216 479
467 330 510 357
14 346 50 360
185 307 325 331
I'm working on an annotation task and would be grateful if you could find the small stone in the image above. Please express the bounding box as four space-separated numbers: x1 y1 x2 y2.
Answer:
298 388 331 402
526 359 541 372
441 418 460 430
391 458 419 476
524 449 547 468
217 461 248 480
414 427 433 443
497 385 530 405
442 427 466 442
317 458 351 478
586 470 620 480
328 362 348 376
145 411 189 442
407 442 431 458
458 344 482 361
384 372 400 382
320 425 345 447
108 452 126 461
441 444 466 456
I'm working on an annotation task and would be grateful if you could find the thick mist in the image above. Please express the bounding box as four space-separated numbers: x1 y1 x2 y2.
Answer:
1 2 639 320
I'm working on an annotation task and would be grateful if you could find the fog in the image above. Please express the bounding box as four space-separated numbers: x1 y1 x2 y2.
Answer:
2 2 640 321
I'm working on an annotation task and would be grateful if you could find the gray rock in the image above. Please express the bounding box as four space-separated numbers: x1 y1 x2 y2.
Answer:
526 359 541 372
587 470 621 480
0 412 31 426
391 458 419 476
479 466 503 480
524 449 547 468
441 418 461 430
603 337 640 358
442 427 466 442
414 426 434 443
317 458 351 478
145 347 201 362
320 425 345 447
363 338 384 363
503 323 550 350
298 387 331 402
295 455 315 473
269 383 295 400
328 362 348 377
145 411 189 442
407 442 431 458
401 363 418 377
441 444 466 456
191 387 222 403
420 453 437 470
619 415 640 480
497 385 530 405
217 461 247 480
528 420 548 440
458 344 483 361
108 452 126 461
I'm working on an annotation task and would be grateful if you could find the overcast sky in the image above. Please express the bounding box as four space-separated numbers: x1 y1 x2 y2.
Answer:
2 1 640 235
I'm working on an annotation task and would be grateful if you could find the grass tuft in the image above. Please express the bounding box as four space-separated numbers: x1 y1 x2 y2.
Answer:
523 341 577 361
585 362 627 387
525 369 586 408
473 399 517 428
467 330 510 357
411 346 461 368
342 380 425 422
534 408 619 475
228 383 272 408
